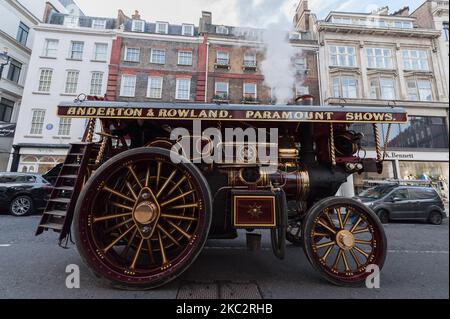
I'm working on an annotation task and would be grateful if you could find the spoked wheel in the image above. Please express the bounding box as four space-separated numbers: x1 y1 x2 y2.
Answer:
74 147 212 289
302 197 387 287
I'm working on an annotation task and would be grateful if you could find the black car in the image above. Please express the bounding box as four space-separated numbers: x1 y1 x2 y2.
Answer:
356 184 447 225
0 173 53 216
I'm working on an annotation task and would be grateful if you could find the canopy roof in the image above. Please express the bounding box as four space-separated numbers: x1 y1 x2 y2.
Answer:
58 101 408 124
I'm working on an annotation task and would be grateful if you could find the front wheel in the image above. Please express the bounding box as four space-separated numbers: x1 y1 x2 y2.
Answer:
302 197 387 287
74 147 212 289
10 196 34 216
429 211 443 225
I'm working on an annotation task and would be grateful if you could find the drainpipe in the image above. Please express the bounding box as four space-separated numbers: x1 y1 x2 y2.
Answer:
205 41 210 103
316 48 323 105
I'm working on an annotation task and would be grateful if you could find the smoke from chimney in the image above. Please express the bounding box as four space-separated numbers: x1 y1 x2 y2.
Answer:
232 0 300 105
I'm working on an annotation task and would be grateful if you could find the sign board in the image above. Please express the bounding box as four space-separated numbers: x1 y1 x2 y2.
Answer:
0 123 16 138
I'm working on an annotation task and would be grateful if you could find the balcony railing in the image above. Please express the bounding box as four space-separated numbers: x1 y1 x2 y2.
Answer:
243 60 257 70
215 59 230 69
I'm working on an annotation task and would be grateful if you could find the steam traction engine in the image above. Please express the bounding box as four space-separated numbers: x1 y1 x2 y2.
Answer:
36 96 407 288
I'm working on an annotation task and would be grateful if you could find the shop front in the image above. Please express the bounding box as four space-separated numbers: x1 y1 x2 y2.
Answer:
15 146 68 174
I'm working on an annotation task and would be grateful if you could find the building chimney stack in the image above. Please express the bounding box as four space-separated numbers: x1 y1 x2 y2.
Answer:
132 10 141 20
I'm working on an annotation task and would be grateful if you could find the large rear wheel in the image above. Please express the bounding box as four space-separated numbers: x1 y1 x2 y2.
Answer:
74 147 212 289
302 197 387 287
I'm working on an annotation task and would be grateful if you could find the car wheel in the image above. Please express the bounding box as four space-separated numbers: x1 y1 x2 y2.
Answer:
9 196 34 217
429 211 443 225
378 210 389 224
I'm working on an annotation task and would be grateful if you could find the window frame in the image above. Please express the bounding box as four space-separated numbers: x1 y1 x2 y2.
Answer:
92 19 107 30
150 49 166 64
216 25 229 35
369 76 396 100
216 51 230 65
178 50 193 66
69 41 84 60
131 19 145 32
406 78 433 101
175 78 191 100
402 49 429 71
43 39 59 58
366 48 393 69
64 16 79 28
330 45 357 67
7 58 22 83
243 83 257 100
64 70 80 95
16 22 29 46
93 43 108 61
120 75 137 97
214 81 229 99
37 68 53 93
30 109 46 135
182 24 195 36
0 98 14 123
57 118 72 136
147 76 164 99
332 75 358 98
156 21 169 34
124 47 141 63
90 71 104 96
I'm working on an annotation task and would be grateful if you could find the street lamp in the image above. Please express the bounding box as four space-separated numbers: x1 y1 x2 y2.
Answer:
0 48 11 79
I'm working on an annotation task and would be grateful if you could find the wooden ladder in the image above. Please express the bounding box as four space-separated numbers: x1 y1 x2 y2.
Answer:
36 143 99 241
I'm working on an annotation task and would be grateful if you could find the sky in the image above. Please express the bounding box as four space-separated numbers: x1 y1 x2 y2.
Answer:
73 0 425 27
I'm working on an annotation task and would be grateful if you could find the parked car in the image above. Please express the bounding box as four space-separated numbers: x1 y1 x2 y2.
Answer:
356 184 446 225
0 173 53 216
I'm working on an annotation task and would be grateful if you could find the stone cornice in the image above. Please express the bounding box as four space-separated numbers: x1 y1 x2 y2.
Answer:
326 97 449 108
317 22 441 39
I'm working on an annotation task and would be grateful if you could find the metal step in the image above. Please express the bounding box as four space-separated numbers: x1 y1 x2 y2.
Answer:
54 186 74 191
48 198 71 204
39 223 63 231
59 175 78 179
44 210 67 217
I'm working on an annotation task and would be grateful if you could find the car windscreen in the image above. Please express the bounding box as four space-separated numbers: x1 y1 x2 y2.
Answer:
359 185 396 200
0 175 36 183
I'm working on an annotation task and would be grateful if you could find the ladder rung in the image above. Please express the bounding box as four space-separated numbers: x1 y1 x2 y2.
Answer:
49 198 71 204
59 175 78 179
67 153 84 156
54 186 74 191
44 210 67 217
63 164 81 168
39 223 63 231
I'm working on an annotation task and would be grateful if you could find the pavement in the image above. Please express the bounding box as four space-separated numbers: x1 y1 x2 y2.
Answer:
0 214 448 299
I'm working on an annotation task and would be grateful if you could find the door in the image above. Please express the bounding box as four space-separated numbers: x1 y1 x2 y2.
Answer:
386 188 412 219
409 188 438 220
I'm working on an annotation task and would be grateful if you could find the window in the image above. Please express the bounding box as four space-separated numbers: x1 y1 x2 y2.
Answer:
214 82 229 99
295 57 307 70
16 22 29 46
395 21 413 29
330 46 356 67
182 24 194 36
69 41 84 60
38 69 53 92
216 25 229 34
443 22 449 42
92 19 106 29
150 49 166 64
90 72 104 96
332 76 358 98
147 77 163 99
406 79 433 101
244 52 256 67
93 43 108 61
120 75 136 97
243 83 257 100
0 98 14 122
369 77 395 100
156 22 169 34
216 51 229 65
332 17 353 25
64 70 79 94
367 48 393 69
402 50 429 71
178 51 193 65
64 16 79 28
132 20 145 32
351 116 448 149
125 47 140 62
30 109 45 135
43 39 59 58
58 118 71 136
7 59 22 83
296 85 309 97
176 78 191 100
391 189 409 201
